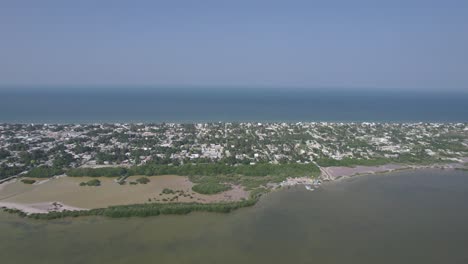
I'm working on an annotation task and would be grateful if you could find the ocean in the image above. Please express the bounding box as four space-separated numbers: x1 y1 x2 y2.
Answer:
0 88 467 123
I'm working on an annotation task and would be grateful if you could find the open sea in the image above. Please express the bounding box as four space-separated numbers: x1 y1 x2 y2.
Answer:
0 88 467 123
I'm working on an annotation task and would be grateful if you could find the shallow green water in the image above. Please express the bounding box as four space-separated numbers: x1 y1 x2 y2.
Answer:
1 169 468 264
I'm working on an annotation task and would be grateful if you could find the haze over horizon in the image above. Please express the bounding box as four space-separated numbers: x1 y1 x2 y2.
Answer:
1 0 467 92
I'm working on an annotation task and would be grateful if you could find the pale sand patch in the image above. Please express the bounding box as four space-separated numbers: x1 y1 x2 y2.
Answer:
323 164 408 180
33 177 55 185
321 161 468 182
279 177 315 187
0 175 249 210
0 201 86 214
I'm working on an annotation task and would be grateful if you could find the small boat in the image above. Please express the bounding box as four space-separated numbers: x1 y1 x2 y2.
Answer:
305 185 314 191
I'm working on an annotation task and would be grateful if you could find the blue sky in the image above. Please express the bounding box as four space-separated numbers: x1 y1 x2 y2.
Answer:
1 0 467 91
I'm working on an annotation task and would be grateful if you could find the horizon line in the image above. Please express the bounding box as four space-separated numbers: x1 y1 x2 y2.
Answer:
0 84 467 93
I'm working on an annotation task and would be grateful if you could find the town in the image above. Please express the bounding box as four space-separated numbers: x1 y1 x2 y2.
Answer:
1 122 467 180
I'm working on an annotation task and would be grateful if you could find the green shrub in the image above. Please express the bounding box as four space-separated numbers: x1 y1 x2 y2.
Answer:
79 179 101 186
135 177 150 184
23 199 257 219
192 182 231 194
21 179 36 184
162 188 175 194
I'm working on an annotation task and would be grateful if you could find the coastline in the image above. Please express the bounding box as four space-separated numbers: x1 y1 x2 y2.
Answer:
1 159 467 218
0 201 86 214
319 159 468 183
0 175 251 214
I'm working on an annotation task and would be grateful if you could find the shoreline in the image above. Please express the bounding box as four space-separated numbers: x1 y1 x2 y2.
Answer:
1 160 467 218
0 175 251 215
319 160 468 183
0 201 87 214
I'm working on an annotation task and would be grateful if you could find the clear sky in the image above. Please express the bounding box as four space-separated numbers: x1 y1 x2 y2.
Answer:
1 0 467 91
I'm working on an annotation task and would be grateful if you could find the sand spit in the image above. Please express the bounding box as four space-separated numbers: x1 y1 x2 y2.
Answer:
0 201 87 215
322 164 408 181
320 161 467 182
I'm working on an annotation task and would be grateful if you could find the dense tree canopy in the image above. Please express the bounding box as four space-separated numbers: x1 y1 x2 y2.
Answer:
66 162 321 178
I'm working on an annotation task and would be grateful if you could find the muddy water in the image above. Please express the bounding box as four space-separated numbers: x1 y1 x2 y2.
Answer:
1 169 468 264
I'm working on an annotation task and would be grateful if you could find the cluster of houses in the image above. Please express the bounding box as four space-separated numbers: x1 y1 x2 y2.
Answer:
0 122 466 170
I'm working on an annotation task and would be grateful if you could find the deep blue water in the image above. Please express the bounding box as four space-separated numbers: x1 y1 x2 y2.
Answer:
0 88 467 123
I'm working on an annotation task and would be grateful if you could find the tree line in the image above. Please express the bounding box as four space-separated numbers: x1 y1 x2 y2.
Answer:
66 162 321 178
